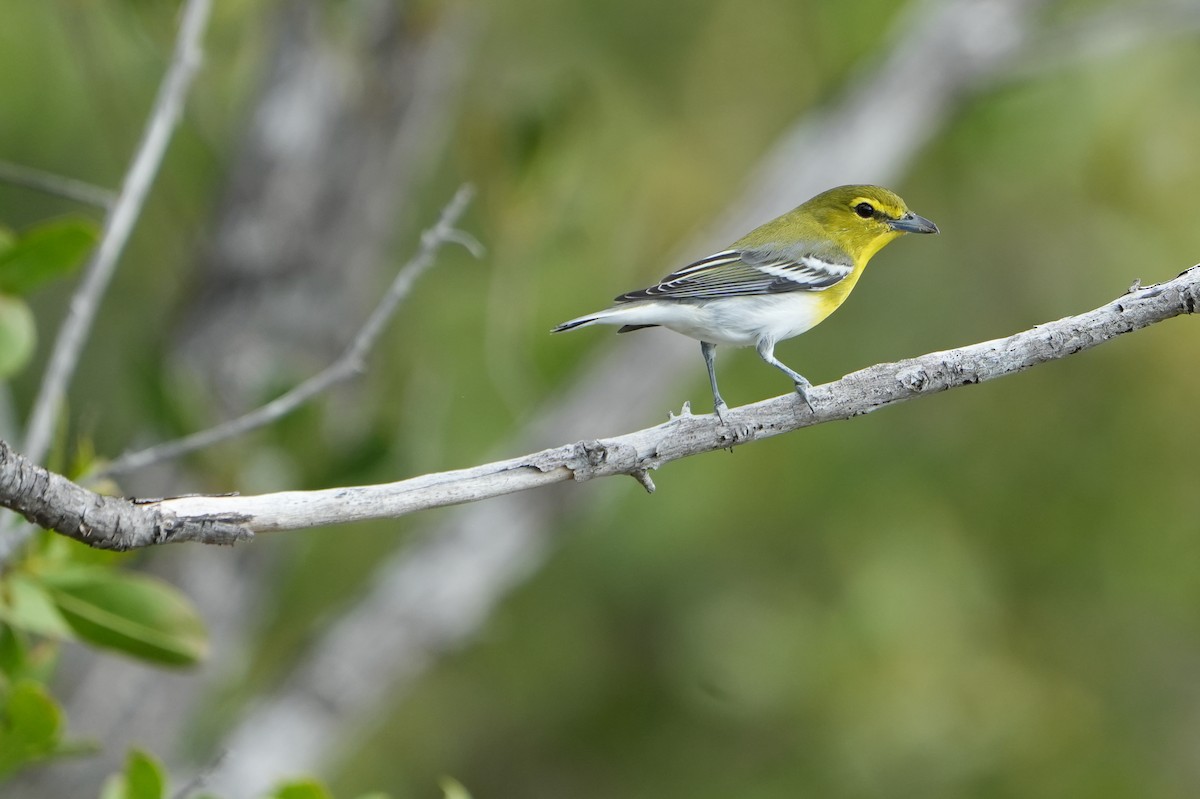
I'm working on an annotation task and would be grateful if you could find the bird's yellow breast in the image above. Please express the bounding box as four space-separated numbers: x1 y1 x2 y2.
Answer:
809 261 868 327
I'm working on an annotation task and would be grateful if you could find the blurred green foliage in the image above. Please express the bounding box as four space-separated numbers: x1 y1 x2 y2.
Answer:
100 749 167 799
0 679 67 778
95 748 391 799
36 567 210 666
0 531 210 778
0 217 96 378
1 0 1199 798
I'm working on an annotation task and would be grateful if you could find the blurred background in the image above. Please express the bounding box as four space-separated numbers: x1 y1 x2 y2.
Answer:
3 0 1200 796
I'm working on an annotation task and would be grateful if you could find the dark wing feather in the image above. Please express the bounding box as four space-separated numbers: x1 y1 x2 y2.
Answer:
616 245 853 302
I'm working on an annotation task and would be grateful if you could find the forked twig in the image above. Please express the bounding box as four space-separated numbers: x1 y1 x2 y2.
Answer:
100 184 480 477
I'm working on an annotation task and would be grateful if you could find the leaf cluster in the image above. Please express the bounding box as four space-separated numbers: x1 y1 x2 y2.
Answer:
0 532 206 780
2 530 446 797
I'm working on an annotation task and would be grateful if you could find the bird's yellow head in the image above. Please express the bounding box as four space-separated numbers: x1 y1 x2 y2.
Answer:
803 184 938 262
741 184 938 265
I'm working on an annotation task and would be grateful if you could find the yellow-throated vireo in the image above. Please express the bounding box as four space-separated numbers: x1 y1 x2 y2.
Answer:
552 185 938 423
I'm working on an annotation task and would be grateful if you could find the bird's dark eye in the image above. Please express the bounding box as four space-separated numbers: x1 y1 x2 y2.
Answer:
854 202 875 219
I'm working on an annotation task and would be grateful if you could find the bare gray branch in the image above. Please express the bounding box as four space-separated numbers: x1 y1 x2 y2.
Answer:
134 265 1194 539
0 440 249 549
7 268 1191 551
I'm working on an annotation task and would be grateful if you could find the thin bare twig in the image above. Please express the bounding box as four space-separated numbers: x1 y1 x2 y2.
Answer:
22 0 212 468
99 184 480 478
0 160 116 210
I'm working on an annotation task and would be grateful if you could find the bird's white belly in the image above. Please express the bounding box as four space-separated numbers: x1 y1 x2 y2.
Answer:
654 293 827 347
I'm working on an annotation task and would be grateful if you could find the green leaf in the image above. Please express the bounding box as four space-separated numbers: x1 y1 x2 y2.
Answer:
124 749 167 799
0 678 64 778
0 294 36 379
0 625 22 675
0 624 61 685
271 779 334 799
100 750 168 799
0 574 74 638
0 217 98 295
39 568 208 666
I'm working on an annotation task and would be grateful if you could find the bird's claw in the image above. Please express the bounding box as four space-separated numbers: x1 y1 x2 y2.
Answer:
715 402 752 441
794 380 815 412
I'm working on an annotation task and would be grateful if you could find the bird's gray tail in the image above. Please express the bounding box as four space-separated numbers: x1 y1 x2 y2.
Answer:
552 306 660 334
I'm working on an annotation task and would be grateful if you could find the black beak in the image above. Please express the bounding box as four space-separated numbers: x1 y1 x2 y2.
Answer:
888 211 939 235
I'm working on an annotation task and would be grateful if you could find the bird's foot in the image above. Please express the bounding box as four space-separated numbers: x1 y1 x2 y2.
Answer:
714 401 752 442
794 379 815 412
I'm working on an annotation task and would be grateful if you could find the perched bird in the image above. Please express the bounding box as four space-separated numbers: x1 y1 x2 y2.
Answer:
552 185 938 424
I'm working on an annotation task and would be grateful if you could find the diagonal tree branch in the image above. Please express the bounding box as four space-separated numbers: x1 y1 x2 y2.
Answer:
22 0 212 467
98 184 481 478
1 265 1193 549
148 265 1200 531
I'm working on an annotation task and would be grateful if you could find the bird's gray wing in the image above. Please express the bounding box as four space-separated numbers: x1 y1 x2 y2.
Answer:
615 244 854 302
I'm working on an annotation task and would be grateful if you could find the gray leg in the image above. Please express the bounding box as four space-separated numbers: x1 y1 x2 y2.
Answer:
700 341 732 423
756 339 814 410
